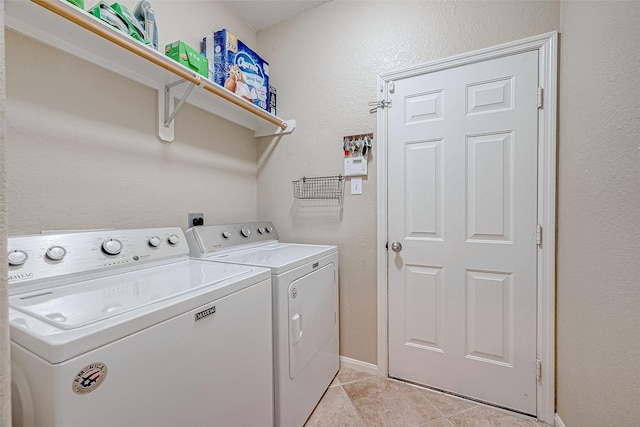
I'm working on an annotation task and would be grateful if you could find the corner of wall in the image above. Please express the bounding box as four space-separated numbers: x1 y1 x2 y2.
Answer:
0 1 13 425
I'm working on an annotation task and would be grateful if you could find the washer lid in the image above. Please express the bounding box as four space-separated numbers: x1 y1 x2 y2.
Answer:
10 259 271 363
9 260 255 330
210 243 337 274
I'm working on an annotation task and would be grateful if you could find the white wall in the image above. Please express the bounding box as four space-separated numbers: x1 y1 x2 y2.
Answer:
557 2 640 425
1 1 11 424
257 0 560 364
5 1 259 235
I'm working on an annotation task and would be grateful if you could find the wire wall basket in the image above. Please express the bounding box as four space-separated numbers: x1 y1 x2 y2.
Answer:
292 175 344 202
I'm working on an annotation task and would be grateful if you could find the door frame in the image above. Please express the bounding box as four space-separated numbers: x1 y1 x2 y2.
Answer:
376 32 557 424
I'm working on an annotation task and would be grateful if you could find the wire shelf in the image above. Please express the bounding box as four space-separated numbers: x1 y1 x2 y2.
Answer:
292 175 344 201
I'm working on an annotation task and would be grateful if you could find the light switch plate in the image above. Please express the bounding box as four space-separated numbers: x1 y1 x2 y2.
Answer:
351 178 362 195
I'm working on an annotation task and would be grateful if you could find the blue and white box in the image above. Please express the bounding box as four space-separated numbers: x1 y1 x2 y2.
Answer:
202 29 269 111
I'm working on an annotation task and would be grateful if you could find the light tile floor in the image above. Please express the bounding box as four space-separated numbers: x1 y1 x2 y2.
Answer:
305 368 550 427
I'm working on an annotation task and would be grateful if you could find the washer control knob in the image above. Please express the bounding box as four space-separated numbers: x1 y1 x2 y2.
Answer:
102 239 123 255
8 250 28 266
222 231 232 239
167 234 180 246
240 228 251 238
257 227 265 234
265 226 273 233
45 246 66 261
148 236 161 247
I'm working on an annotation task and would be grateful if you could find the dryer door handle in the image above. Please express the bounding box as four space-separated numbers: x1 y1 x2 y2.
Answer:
291 313 303 344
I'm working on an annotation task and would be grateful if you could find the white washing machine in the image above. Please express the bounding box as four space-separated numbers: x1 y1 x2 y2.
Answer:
186 222 339 427
8 227 274 427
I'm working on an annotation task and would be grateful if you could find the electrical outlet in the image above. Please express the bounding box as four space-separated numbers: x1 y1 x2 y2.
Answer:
188 213 204 228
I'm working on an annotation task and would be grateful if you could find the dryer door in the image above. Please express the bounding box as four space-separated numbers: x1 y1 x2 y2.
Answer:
288 263 336 379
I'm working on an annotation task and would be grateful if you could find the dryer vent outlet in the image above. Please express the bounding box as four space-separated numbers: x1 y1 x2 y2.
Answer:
188 213 204 228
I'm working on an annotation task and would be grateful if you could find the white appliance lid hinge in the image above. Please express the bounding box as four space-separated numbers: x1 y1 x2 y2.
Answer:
536 358 542 383
536 223 543 247
537 87 544 109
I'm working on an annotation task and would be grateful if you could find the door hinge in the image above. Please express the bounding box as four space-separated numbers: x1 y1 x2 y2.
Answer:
536 224 543 247
536 359 542 383
537 87 544 109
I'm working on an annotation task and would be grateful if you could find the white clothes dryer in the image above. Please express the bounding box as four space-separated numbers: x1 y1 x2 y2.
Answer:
8 227 273 427
186 222 339 427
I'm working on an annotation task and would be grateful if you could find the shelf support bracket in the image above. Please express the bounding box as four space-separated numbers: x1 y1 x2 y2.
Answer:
159 79 199 142
164 79 196 127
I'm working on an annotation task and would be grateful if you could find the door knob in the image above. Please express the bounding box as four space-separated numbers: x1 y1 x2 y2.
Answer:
391 242 402 253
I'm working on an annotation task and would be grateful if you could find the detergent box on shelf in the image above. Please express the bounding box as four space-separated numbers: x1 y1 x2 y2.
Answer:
202 29 269 111
165 40 208 78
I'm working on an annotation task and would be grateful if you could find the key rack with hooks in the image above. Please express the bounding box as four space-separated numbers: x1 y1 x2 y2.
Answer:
343 133 373 157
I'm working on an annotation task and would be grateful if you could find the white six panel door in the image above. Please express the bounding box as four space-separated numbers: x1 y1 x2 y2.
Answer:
387 50 539 414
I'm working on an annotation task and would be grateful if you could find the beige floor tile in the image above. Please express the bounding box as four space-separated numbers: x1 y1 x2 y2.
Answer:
415 388 477 417
531 421 552 427
422 418 455 427
448 405 539 427
336 367 375 384
330 374 341 387
343 378 443 427
304 386 364 427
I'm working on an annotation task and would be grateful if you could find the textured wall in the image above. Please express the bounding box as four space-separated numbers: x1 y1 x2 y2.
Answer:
1 2 11 425
5 1 259 236
557 2 640 425
257 0 560 364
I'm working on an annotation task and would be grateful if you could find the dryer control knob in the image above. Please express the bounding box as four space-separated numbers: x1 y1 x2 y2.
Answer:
45 246 66 261
167 234 180 245
257 227 265 234
222 231 232 239
102 239 123 255
148 236 161 247
265 226 273 233
8 250 28 266
240 228 251 238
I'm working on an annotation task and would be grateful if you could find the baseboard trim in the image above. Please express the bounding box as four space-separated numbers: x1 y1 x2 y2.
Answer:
339 356 378 376
554 413 565 427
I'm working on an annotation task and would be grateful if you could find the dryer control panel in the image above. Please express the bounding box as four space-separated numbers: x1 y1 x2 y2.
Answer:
186 222 279 257
7 227 189 293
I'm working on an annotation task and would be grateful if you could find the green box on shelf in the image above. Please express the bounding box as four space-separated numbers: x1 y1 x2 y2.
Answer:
66 0 84 8
164 41 208 78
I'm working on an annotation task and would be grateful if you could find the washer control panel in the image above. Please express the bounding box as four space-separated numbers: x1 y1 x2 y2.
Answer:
186 221 279 256
7 227 189 293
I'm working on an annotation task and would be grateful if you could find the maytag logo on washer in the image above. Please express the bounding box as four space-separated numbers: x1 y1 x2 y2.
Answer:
72 362 108 395
195 305 216 321
8 272 34 282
